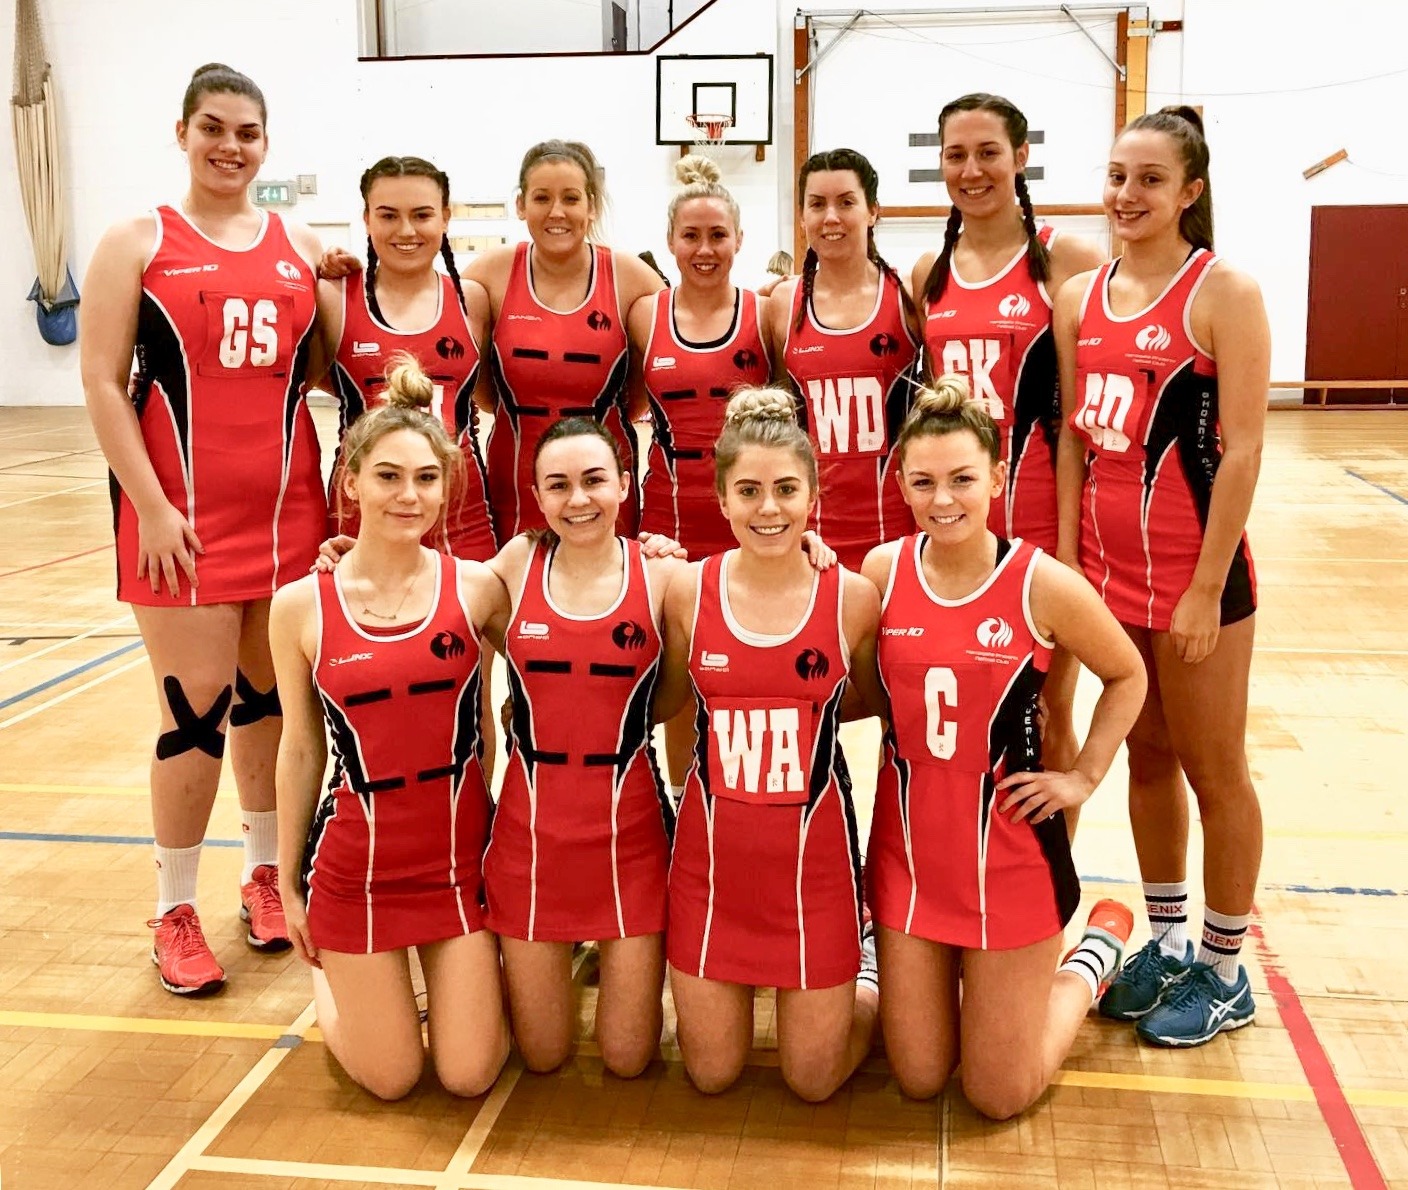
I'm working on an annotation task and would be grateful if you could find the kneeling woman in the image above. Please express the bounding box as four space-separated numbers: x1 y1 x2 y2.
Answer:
271 355 509 1099
483 419 684 1078
657 388 883 1102
862 377 1145 1118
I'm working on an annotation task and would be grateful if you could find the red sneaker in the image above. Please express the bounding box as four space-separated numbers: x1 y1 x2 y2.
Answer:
148 904 225 996
1063 898 1135 998
240 864 292 952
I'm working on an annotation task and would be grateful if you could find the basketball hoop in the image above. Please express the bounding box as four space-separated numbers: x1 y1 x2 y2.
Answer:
686 112 733 148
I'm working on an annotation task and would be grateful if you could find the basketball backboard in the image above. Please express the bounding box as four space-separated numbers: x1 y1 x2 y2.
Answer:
656 53 773 147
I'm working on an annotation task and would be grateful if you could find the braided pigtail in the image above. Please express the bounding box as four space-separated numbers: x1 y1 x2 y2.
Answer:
793 247 820 333
921 205 963 308
364 236 386 326
1014 172 1050 284
867 229 919 330
438 236 468 313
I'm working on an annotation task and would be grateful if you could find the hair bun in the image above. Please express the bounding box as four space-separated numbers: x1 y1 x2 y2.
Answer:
675 154 722 187
191 62 235 81
1160 104 1205 135
383 352 435 411
723 387 798 429
913 374 973 417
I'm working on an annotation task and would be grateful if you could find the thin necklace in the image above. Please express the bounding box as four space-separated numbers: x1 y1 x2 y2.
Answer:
351 549 427 622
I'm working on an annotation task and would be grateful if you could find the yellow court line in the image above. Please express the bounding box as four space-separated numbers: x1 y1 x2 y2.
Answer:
10 1006 1405 1110
189 1155 700 1190
0 781 238 798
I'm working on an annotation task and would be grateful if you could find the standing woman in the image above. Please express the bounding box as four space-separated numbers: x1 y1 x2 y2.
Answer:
483 419 683 1078
658 389 882 1102
271 355 508 1099
1055 107 1269 1047
471 140 666 542
913 93 1105 788
632 155 770 561
864 378 1146 1116
81 64 325 994
765 148 921 570
320 155 495 561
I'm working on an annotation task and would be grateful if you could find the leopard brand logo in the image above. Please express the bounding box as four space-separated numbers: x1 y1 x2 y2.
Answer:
611 619 648 651
430 631 466 660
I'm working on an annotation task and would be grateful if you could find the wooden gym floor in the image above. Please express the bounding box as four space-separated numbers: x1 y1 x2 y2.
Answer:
0 405 1405 1189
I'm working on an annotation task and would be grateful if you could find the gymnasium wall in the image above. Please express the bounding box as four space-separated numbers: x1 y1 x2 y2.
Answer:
1 0 1405 407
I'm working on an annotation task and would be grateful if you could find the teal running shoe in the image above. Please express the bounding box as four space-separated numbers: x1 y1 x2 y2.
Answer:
1136 962 1256 1047
1098 938 1194 1021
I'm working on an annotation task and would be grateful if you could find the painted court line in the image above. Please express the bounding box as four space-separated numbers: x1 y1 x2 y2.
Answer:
435 1060 525 1190
1346 468 1408 506
144 999 319 1190
0 542 111 579
0 638 143 711
0 654 147 729
0 479 105 510
0 1009 287 1041
0 614 133 676
1250 909 1388 1190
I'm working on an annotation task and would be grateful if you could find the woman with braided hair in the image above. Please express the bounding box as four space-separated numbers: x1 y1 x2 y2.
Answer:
764 148 922 570
318 156 496 562
913 93 1105 821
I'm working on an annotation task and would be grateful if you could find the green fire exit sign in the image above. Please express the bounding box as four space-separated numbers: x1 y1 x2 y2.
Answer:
253 181 294 206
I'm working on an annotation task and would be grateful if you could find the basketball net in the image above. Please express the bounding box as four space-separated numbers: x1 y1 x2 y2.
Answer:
686 113 733 150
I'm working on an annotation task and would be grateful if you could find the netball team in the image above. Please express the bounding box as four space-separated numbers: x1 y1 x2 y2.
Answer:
78 63 1270 1115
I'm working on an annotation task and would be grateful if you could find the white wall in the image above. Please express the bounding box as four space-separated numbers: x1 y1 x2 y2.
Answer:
382 0 604 56
3 0 1406 406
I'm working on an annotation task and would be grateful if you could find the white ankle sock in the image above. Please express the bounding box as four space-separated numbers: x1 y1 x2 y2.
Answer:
1059 932 1123 1002
155 842 201 916
240 810 279 885
1198 907 1249 984
1144 880 1189 958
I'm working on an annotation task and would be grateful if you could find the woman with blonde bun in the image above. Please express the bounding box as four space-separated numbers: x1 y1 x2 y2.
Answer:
271 353 509 1100
632 155 772 560
861 376 1145 1118
655 388 883 1102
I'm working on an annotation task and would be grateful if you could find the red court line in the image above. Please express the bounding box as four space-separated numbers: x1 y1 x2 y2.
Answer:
1249 908 1387 1189
0 544 111 580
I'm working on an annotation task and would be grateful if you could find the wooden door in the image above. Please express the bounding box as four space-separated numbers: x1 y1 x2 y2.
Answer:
1306 205 1408 404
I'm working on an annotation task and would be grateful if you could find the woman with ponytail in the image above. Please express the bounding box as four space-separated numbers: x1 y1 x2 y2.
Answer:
914 94 1105 804
319 156 495 561
656 389 883 1101
271 354 509 1100
82 63 326 995
862 377 1144 1117
1055 106 1270 1049
764 148 922 569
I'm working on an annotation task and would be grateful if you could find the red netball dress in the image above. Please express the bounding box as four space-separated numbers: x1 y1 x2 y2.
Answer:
668 554 862 989
923 225 1060 549
486 243 635 541
783 271 920 569
329 270 495 560
119 206 325 605
303 555 492 953
1069 249 1256 630
639 288 770 559
867 534 1078 950
484 538 670 942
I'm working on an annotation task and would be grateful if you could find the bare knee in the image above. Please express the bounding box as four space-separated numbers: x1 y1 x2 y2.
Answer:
781 1052 845 1104
435 1044 508 1098
684 1051 745 1095
891 1052 955 1102
1126 732 1179 786
351 1054 424 1101
518 1033 572 1074
600 1033 655 1080
960 1069 1042 1121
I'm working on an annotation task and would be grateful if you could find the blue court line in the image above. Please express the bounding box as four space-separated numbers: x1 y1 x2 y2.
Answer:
0 640 145 711
1345 468 1408 506
0 833 1401 897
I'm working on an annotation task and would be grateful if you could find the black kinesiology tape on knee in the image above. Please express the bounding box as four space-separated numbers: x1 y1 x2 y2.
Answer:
155 675 233 760
229 668 282 727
